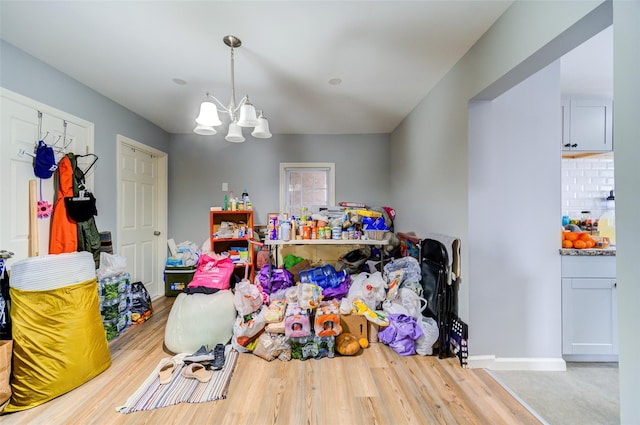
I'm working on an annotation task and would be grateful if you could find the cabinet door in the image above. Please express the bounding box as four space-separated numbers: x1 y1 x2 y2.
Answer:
562 277 617 355
563 97 613 152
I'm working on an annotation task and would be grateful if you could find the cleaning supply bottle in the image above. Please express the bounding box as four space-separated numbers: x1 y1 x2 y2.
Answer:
223 194 228 211
598 190 616 246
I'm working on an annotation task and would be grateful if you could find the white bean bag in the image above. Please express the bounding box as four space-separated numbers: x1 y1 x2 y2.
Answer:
164 290 237 354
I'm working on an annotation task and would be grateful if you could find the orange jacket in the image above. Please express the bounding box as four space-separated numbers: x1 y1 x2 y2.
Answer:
49 155 78 254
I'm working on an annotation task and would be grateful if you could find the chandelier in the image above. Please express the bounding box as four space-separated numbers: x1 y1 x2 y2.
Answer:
193 35 272 142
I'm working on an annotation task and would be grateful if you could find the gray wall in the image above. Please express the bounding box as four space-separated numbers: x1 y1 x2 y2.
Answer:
168 132 390 245
468 61 562 359
0 40 170 241
390 0 639 420
613 1 640 423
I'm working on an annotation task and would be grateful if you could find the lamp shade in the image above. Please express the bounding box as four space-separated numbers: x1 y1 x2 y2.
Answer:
237 101 259 127
251 113 272 138
193 124 217 135
225 122 246 143
195 101 222 127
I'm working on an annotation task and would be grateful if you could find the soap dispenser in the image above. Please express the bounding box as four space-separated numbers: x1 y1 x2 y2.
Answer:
598 190 616 246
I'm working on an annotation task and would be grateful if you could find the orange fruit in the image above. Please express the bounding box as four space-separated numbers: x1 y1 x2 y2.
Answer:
585 240 595 248
574 240 587 249
579 232 591 241
565 232 579 242
561 232 566 241
562 240 573 248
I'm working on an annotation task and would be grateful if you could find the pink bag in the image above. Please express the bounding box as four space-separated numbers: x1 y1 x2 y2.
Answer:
188 254 234 290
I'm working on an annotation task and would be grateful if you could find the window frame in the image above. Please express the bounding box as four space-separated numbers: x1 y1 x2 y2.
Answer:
279 162 335 217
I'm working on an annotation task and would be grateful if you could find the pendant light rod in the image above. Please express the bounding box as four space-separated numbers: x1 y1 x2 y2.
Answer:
193 35 272 141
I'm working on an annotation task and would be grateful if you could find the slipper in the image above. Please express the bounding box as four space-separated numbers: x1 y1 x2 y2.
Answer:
181 363 212 383
158 359 176 385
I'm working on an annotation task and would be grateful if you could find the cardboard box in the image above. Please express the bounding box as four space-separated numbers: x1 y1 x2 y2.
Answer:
340 314 368 341
368 321 379 343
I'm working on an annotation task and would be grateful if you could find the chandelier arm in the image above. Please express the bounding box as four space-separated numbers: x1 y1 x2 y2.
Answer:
206 93 232 114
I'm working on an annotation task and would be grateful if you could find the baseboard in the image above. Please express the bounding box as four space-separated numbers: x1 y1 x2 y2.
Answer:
563 354 618 362
467 355 566 371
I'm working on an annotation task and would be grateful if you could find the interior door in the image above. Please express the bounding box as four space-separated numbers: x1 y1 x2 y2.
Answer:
0 89 93 266
117 136 167 299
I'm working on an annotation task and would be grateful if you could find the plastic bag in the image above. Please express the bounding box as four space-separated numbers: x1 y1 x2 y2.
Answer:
298 283 323 309
378 313 423 356
258 264 294 296
131 281 153 324
415 316 439 356
346 271 387 310
264 299 286 323
96 252 127 279
234 280 263 316
383 256 421 287
232 306 267 352
188 253 234 290
336 247 371 274
252 333 290 362
382 287 427 320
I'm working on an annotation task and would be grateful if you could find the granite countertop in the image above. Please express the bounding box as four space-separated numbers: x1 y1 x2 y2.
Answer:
559 248 616 256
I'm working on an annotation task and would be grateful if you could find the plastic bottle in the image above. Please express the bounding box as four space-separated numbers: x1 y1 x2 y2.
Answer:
241 189 249 204
223 194 228 211
245 196 252 210
598 190 616 246
280 220 291 241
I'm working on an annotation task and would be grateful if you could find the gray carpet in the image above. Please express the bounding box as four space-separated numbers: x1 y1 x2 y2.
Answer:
489 363 619 425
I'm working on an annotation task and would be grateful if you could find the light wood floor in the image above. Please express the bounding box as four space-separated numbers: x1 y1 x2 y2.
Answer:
1 297 541 425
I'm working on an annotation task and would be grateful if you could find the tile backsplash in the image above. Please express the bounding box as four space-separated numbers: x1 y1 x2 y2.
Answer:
561 155 615 221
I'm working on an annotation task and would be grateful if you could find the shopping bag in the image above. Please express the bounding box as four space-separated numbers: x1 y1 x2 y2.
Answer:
188 253 234 290
0 340 13 405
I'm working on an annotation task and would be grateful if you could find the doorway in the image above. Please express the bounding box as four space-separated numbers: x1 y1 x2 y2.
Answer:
116 135 167 299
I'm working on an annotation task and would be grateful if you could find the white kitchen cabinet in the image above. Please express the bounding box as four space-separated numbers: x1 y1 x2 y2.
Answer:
561 255 617 361
562 96 613 152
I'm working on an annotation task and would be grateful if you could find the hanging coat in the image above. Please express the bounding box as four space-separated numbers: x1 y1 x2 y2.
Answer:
49 155 78 254
69 153 101 268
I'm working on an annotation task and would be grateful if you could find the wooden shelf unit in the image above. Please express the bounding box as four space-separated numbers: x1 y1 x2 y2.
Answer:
209 210 255 284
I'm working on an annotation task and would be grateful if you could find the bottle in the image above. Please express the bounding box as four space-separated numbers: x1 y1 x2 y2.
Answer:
223 194 228 211
598 190 616 246
241 189 249 204
245 196 252 210
280 220 291 241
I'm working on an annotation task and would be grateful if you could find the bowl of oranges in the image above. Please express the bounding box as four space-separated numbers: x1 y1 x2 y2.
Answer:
562 231 597 249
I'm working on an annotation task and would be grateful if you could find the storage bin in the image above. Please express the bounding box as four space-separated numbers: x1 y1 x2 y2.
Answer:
164 266 196 297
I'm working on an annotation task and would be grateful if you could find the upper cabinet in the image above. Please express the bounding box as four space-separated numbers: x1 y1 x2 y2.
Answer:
562 96 613 152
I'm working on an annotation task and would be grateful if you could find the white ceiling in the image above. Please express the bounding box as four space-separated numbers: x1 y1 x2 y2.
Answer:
1 1 611 136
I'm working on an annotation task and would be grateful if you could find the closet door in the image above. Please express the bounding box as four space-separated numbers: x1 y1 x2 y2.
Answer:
117 137 164 299
0 89 93 264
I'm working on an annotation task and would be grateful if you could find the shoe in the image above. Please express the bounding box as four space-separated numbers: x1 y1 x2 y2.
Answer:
182 345 216 363
181 362 211 383
212 343 226 370
158 359 176 385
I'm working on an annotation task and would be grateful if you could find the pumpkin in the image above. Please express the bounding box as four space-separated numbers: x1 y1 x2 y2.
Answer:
336 333 361 356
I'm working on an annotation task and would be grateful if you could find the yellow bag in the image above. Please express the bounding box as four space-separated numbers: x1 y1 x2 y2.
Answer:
0 340 12 405
2 278 111 413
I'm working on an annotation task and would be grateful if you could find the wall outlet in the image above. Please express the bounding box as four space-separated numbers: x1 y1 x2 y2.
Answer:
222 182 228 192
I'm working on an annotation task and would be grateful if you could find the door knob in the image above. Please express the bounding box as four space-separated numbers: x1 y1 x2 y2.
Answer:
154 231 161 236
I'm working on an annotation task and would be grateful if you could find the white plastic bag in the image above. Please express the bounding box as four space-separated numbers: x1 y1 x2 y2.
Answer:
415 316 439 356
234 280 263 316
382 287 427 320
96 252 127 279
346 271 387 310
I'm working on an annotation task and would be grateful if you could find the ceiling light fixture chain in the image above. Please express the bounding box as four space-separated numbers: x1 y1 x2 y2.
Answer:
194 35 272 142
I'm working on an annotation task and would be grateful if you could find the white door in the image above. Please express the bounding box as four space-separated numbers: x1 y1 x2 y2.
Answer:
0 89 93 266
117 136 167 299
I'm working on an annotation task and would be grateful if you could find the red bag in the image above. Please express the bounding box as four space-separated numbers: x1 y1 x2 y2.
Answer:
188 254 234 290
